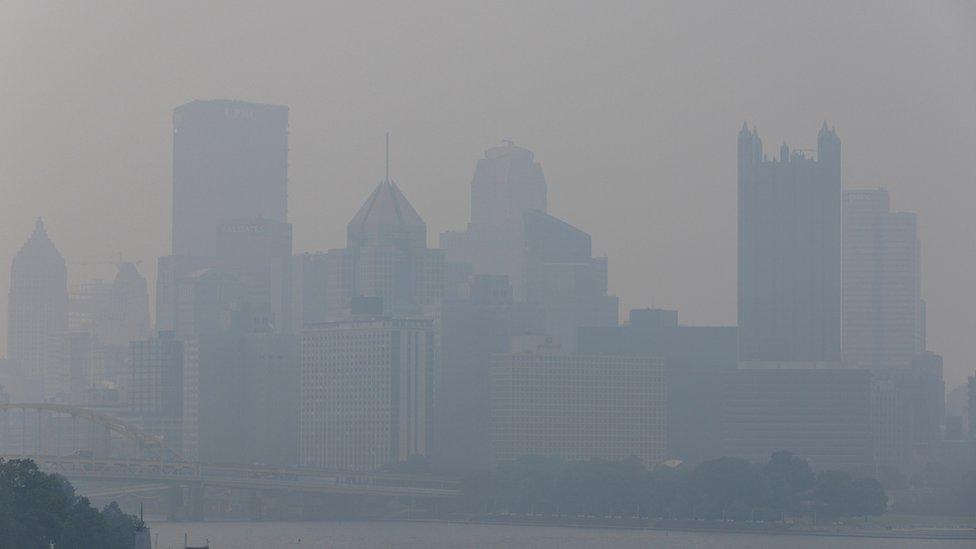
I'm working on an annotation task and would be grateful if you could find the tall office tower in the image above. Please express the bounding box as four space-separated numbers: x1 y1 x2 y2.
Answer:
216 217 293 333
300 304 433 471
172 268 245 340
578 309 738 463
721 366 872 471
738 123 842 363
968 371 976 440
155 255 216 332
521 210 619 351
110 262 151 345
304 179 444 320
842 189 920 369
441 143 547 297
8 219 69 401
130 332 184 449
172 100 288 257
182 331 298 466
434 275 544 473
489 337 667 467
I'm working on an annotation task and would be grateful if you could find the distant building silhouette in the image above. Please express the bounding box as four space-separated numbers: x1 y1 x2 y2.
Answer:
968 372 976 441
521 209 618 351
7 219 68 401
296 178 444 322
737 123 841 363
172 100 288 257
300 307 433 471
433 275 544 473
489 337 666 467
442 143 616 350
67 263 151 397
721 365 872 471
129 331 184 450
441 143 547 298
870 352 945 471
183 330 298 466
111 262 151 345
215 217 293 333
842 189 921 369
578 308 738 463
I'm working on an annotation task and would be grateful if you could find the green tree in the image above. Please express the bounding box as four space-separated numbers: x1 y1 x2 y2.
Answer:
0 458 141 549
763 451 814 516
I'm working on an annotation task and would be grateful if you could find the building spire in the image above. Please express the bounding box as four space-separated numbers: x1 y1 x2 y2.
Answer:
385 132 390 183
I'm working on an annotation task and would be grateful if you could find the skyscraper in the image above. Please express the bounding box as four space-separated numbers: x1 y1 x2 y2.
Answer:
216 217 293 333
7 219 69 401
521 209 619 351
299 177 444 321
842 189 921 369
172 100 288 257
300 309 433 471
441 142 547 298
737 122 842 363
110 262 151 346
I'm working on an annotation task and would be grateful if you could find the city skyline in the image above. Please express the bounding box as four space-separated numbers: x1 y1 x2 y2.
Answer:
2 2 974 387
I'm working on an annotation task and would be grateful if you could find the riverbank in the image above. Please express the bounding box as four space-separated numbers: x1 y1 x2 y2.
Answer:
374 514 976 541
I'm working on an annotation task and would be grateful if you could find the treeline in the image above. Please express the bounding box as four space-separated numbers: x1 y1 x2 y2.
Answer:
0 458 143 549
461 452 886 522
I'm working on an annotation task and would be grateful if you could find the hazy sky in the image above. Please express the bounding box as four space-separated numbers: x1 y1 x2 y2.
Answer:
1 1 974 385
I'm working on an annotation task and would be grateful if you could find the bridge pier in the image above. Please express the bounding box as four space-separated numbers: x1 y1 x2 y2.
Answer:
167 482 205 521
248 489 263 521
188 482 205 521
167 483 182 521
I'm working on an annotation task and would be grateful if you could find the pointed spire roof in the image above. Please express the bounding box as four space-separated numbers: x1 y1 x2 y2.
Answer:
347 180 427 247
13 216 65 272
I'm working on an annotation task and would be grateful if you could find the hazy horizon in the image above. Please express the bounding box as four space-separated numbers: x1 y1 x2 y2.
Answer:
1 1 974 385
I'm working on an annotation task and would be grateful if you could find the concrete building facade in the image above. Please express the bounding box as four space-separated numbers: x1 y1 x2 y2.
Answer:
489 343 666 467
300 313 433 471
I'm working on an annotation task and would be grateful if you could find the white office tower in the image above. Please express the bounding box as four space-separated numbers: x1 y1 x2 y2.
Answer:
7 219 69 401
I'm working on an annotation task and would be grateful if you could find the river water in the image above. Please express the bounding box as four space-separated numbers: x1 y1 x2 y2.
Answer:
149 520 974 549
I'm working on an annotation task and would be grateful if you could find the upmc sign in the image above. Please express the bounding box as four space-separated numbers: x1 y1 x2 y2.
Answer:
224 106 256 120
